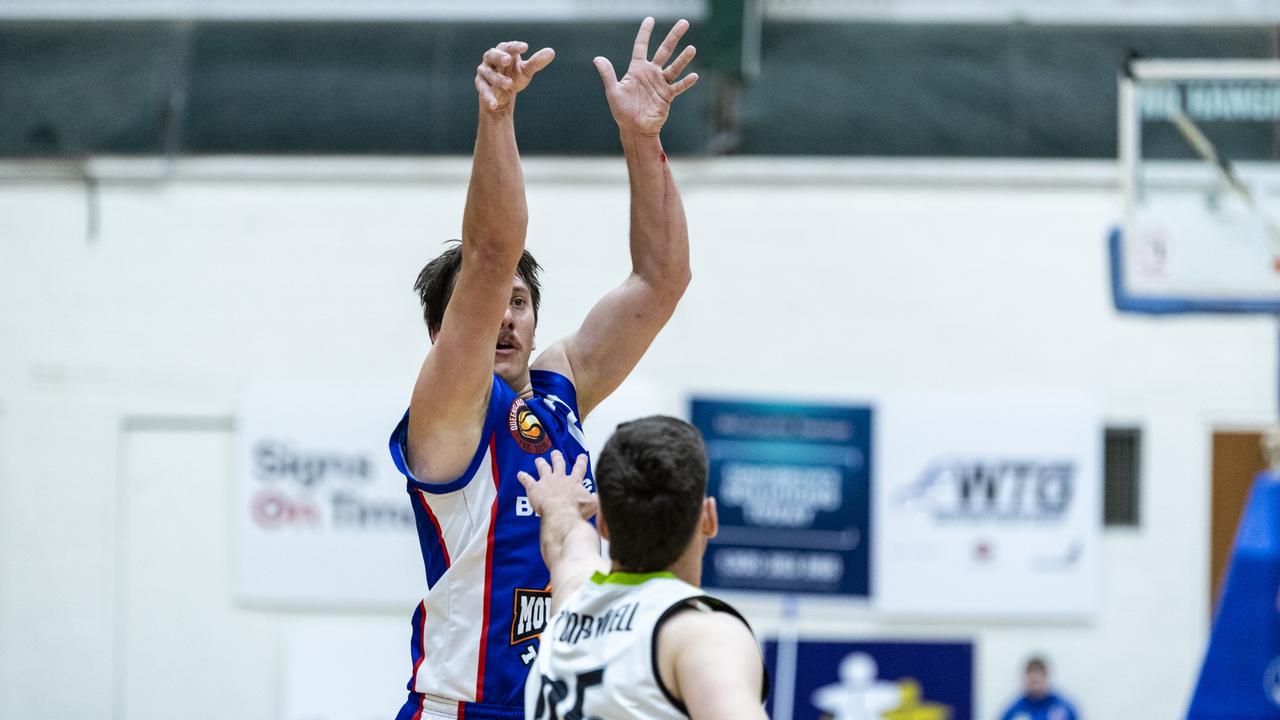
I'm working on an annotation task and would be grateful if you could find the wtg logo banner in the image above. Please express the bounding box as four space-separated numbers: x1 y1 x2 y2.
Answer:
234 383 422 608
875 392 1101 618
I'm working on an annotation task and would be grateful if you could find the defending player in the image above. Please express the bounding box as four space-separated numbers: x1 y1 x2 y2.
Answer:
518 418 769 720
388 18 699 720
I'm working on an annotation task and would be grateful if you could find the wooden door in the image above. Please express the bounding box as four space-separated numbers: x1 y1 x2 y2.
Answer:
1210 431 1268 612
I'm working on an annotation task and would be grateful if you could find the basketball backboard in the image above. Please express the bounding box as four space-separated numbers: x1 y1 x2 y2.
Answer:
1111 58 1280 314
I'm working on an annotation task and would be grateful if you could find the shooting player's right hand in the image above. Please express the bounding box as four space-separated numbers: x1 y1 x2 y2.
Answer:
476 41 555 113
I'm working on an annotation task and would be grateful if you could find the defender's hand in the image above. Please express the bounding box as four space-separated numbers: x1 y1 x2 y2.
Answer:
517 451 597 521
594 17 698 137
475 41 556 113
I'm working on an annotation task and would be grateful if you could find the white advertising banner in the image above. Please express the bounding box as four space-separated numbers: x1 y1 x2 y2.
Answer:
234 383 421 608
874 392 1101 618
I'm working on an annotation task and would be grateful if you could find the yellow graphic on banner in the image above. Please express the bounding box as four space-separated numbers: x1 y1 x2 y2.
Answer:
882 679 951 720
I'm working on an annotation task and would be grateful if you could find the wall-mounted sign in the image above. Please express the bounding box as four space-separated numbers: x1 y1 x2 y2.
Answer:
764 638 974 720
875 392 1101 618
691 398 872 597
234 383 420 608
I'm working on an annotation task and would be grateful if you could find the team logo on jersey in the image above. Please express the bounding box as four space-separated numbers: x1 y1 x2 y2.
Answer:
511 587 552 645
509 399 552 454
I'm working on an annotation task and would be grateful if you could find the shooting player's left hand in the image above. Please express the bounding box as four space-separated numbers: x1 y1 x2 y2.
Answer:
593 17 698 137
518 451 597 520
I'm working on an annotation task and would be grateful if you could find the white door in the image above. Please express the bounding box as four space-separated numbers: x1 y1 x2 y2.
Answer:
119 421 278 719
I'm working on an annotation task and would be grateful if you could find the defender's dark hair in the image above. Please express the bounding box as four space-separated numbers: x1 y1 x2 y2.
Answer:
1025 657 1048 674
414 241 543 337
595 415 709 572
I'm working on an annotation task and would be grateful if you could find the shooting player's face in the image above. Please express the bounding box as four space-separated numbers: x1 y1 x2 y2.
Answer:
495 275 536 385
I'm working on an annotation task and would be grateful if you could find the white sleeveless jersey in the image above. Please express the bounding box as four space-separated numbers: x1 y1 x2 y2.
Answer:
524 571 764 720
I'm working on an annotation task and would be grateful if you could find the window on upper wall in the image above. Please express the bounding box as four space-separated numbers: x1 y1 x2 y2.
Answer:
1104 427 1141 527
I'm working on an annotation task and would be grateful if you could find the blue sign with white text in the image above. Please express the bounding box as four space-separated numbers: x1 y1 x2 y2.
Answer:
763 639 974 720
691 398 872 597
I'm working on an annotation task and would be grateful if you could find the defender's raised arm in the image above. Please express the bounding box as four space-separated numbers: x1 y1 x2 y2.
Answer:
517 451 606 613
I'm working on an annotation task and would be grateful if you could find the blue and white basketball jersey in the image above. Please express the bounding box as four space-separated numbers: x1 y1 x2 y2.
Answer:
389 370 593 720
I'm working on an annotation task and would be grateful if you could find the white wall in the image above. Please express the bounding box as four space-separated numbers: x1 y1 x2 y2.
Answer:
1 157 1273 720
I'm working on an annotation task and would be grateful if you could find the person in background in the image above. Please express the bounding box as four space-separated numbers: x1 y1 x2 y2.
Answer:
998 656 1079 720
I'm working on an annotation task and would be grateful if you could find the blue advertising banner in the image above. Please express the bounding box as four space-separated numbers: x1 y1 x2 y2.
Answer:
763 639 974 720
691 398 872 596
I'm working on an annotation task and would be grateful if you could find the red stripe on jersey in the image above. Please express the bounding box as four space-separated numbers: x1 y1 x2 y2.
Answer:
416 491 451 567
474 434 501 703
410 600 428 697
488 433 501 495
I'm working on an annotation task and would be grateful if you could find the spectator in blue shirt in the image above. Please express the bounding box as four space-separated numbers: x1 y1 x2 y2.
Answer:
999 656 1079 720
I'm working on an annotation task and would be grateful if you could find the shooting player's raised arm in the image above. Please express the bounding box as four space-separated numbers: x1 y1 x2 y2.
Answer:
407 41 554 482
533 18 697 420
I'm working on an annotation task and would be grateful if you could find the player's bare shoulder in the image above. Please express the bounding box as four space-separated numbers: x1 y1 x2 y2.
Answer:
658 602 757 656
656 602 767 720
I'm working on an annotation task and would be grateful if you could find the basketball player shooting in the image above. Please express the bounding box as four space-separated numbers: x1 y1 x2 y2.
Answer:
518 420 769 720
387 17 699 720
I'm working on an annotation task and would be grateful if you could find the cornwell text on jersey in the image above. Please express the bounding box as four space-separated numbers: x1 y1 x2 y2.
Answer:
553 601 640 646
